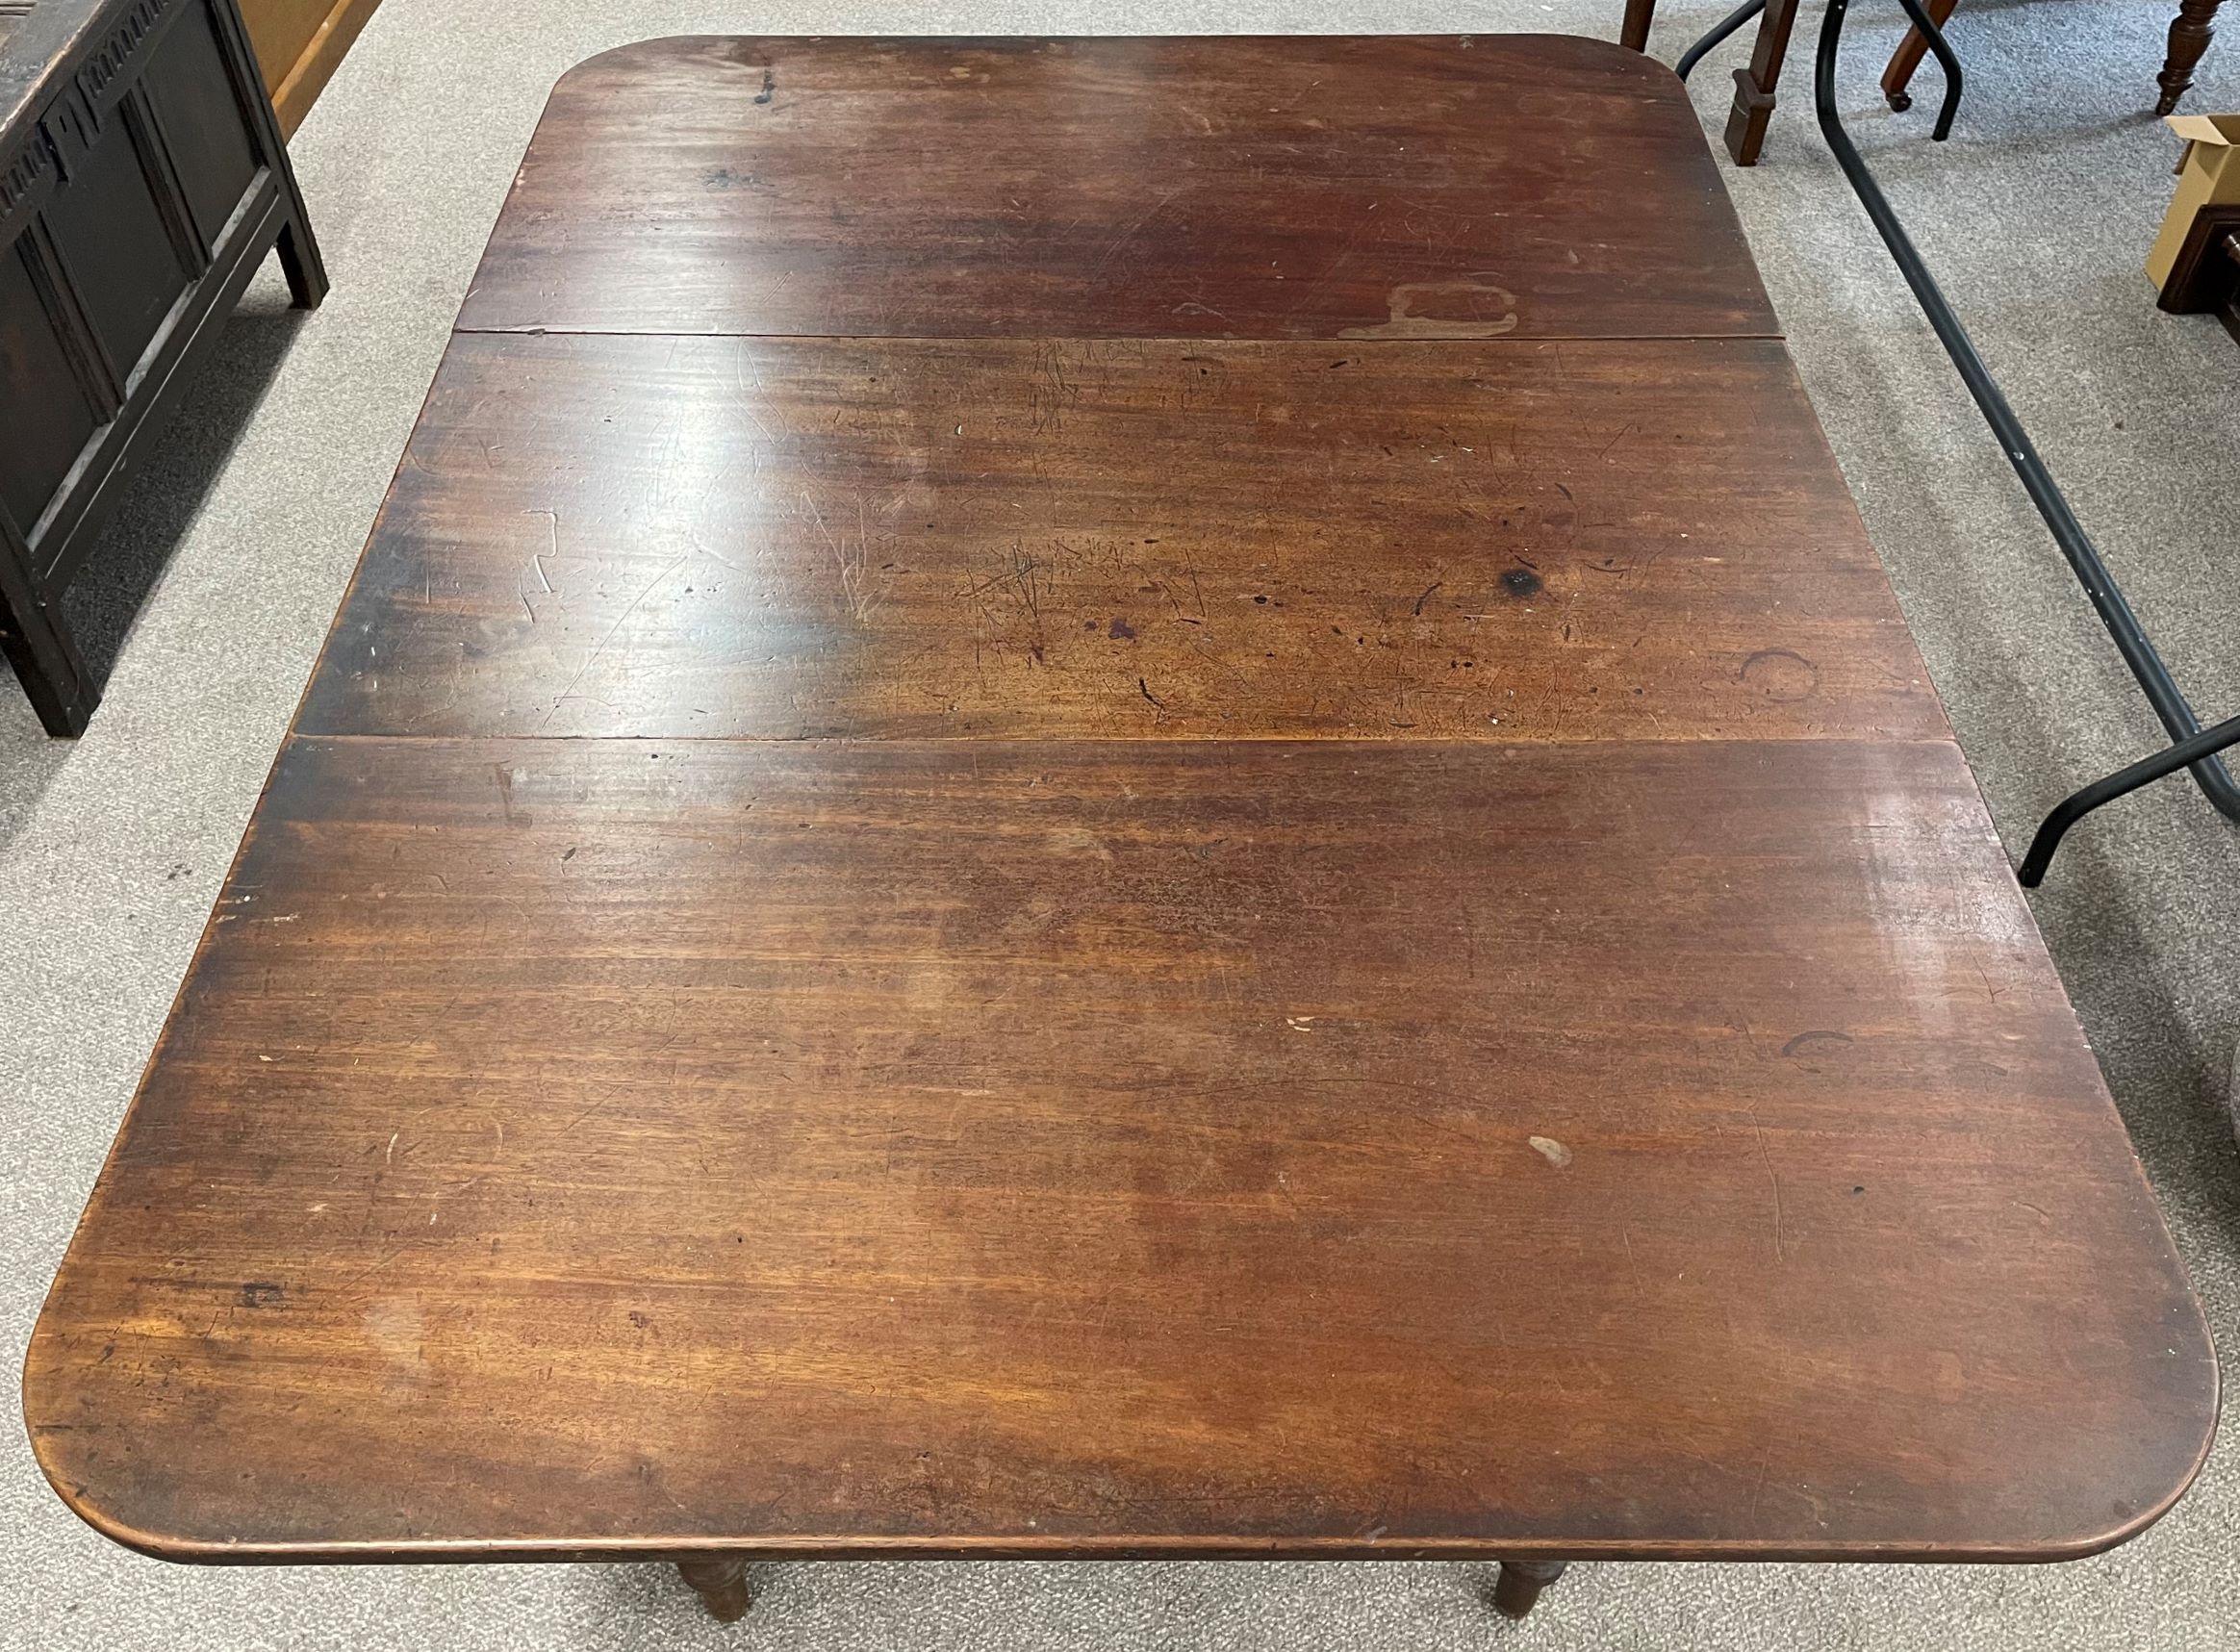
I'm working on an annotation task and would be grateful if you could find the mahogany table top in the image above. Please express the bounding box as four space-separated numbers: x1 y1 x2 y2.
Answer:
26 35 2214 1571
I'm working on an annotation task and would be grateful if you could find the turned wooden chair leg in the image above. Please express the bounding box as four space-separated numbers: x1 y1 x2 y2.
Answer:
1881 0 1960 111
2158 0 2227 114
1724 0 1803 165
677 1557 753 1622
1621 0 1657 52
1492 1559 1569 1619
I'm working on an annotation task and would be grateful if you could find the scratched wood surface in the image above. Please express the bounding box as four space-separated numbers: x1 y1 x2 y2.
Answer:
296 333 1941 743
453 35 1777 341
24 33 2217 1576
23 735 2218 1558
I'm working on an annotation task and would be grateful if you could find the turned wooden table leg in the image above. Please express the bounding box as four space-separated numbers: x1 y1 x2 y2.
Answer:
1621 0 1657 53
1492 1559 1570 1619
2158 0 2226 114
677 1557 753 1622
1881 0 1960 112
1725 0 1803 165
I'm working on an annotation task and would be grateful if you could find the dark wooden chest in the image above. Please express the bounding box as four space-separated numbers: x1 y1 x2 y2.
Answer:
0 0 321 734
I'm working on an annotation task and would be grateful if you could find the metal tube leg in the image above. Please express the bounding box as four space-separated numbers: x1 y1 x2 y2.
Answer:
1882 0 1960 113
1678 0 1769 83
1814 0 2240 850
2020 714 2240 886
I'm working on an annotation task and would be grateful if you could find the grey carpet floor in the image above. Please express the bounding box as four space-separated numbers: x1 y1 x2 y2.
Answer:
4 1 2236 1646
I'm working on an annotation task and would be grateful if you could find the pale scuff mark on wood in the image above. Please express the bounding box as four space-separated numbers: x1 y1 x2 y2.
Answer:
1749 1110 1787 1262
534 553 690 730
1339 278 1517 340
522 510 560 586
802 490 883 622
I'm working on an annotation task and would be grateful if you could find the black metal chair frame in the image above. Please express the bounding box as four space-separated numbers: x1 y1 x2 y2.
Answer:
1679 0 2240 886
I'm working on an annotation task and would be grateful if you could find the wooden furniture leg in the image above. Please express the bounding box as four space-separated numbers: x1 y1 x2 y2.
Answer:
277 217 330 311
1492 1560 1570 1619
1621 0 1657 52
1881 0 1961 110
2158 0 2227 114
676 1557 753 1623
0 516 93 737
2152 203 2240 344
1725 0 1803 165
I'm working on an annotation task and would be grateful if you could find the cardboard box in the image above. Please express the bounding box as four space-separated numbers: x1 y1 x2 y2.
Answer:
2149 114 2240 291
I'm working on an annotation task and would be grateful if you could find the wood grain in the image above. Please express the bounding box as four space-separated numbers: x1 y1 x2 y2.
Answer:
25 735 2215 1562
26 33 2216 1588
240 0 383 135
453 35 1777 341
295 333 1940 743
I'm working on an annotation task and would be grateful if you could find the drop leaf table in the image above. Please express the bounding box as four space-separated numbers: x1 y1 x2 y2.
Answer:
26 36 2215 1627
